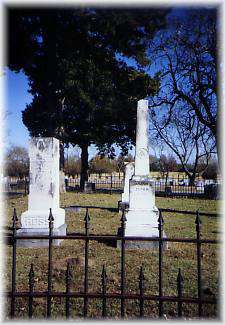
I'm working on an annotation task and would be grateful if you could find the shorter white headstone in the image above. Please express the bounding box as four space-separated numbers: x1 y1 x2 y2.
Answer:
59 170 66 193
121 162 134 203
18 137 66 247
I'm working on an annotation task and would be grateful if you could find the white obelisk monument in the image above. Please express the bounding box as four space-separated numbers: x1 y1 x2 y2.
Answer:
125 99 164 248
18 137 67 247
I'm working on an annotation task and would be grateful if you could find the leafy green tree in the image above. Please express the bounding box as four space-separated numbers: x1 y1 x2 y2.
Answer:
7 8 169 189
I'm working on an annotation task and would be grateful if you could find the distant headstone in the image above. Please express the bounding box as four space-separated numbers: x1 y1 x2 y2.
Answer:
165 186 172 195
204 183 221 199
84 181 95 193
59 170 66 193
121 162 134 204
196 180 204 192
18 138 67 247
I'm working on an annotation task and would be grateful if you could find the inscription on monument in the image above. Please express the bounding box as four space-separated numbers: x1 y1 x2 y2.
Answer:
23 216 49 228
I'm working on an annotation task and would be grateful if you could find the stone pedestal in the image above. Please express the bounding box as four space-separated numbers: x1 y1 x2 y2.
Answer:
18 138 67 247
119 99 167 249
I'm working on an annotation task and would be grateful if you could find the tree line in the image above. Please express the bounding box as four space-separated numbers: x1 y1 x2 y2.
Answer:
5 145 218 181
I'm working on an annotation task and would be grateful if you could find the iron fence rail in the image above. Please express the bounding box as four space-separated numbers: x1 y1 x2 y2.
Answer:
66 178 212 198
7 207 219 319
4 178 219 199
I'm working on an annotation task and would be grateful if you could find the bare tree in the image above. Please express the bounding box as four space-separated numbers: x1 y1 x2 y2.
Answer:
158 154 177 184
147 8 218 182
150 104 216 185
5 146 29 179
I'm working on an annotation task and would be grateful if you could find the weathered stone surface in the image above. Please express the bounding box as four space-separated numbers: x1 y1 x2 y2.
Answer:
121 162 134 203
19 137 66 247
17 224 67 248
123 100 167 248
134 100 150 176
59 170 66 193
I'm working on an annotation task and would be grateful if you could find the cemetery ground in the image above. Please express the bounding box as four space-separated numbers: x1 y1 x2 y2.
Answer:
4 192 220 319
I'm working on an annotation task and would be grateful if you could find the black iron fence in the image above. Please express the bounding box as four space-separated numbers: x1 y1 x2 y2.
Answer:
4 177 220 199
5 207 219 319
67 178 219 198
3 179 29 196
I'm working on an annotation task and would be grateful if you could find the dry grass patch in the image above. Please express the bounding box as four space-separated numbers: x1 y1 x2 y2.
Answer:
3 192 220 319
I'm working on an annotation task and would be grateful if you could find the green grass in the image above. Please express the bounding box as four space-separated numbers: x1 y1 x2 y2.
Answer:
4 192 220 320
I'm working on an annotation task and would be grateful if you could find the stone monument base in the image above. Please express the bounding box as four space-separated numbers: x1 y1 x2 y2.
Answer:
116 227 167 250
18 207 66 247
21 208 66 229
17 223 67 248
117 208 167 250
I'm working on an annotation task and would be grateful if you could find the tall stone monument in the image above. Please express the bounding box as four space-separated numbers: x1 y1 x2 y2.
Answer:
124 99 165 249
18 138 67 247
121 162 134 205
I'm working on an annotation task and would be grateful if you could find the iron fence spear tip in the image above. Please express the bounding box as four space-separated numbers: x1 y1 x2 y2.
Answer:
12 208 18 222
139 266 144 281
84 208 90 223
29 263 34 274
48 208 54 222
195 210 201 225
177 268 183 283
101 265 107 279
120 209 127 222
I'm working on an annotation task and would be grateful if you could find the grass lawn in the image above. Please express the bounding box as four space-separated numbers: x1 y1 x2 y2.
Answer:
4 192 220 320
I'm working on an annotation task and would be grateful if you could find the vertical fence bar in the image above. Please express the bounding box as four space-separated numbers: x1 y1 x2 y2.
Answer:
83 208 90 318
158 210 164 318
24 177 27 195
195 210 202 317
28 263 34 319
101 265 107 318
65 261 72 319
120 209 126 318
139 265 144 318
10 208 18 318
47 209 54 318
177 268 183 318
110 175 113 195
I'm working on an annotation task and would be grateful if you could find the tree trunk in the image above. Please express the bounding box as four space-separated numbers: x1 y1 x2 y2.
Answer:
59 142 65 170
165 171 169 186
189 174 196 186
59 142 66 193
80 143 89 191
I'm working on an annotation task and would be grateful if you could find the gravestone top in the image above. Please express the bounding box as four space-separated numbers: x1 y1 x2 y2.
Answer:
28 137 60 211
134 99 150 177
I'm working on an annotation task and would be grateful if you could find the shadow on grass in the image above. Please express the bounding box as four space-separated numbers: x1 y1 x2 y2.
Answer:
66 187 122 194
64 205 118 213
